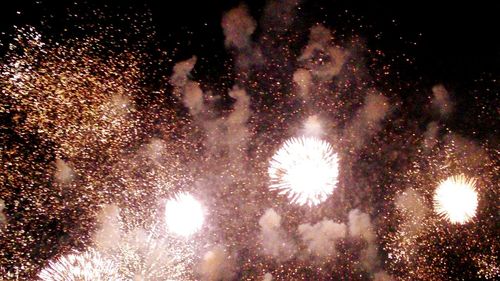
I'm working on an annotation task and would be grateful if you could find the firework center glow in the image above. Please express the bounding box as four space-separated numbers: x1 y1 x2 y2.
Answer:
165 192 204 236
268 136 340 206
433 174 479 224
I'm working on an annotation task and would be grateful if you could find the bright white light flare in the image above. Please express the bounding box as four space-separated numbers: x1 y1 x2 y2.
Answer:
268 136 340 206
38 250 122 281
433 174 478 224
165 192 204 236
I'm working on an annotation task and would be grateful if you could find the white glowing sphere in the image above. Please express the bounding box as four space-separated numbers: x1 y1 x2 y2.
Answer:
268 136 340 206
433 174 479 224
165 192 204 236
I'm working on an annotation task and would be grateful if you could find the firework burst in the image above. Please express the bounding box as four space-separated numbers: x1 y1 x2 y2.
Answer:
93 204 196 280
433 174 479 224
268 136 340 206
165 192 205 237
113 228 195 281
38 249 123 281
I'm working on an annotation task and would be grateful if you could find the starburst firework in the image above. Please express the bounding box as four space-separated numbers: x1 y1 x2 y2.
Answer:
165 192 205 237
433 174 479 224
113 228 195 280
268 136 340 206
38 249 123 281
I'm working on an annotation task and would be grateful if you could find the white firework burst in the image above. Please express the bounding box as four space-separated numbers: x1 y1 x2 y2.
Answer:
38 249 123 281
268 136 340 206
165 192 204 237
114 228 194 281
433 174 479 224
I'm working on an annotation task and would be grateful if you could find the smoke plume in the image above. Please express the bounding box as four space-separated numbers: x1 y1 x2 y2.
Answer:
258 209 296 260
199 246 236 281
298 219 346 257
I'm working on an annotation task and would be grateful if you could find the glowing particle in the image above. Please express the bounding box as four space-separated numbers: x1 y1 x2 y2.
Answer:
268 136 340 206
165 192 204 236
433 174 478 224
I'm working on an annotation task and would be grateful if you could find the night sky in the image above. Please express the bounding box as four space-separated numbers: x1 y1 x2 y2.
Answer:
0 0 498 280
2 1 499 79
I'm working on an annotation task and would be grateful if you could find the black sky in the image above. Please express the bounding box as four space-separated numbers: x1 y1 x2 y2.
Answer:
1 0 499 83
3 0 496 143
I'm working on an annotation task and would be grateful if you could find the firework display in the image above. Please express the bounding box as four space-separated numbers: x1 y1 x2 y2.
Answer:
0 1 498 281
433 174 479 224
38 250 123 281
165 192 204 237
268 136 340 206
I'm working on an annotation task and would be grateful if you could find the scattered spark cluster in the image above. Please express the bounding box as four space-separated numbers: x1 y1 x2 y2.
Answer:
1 27 142 161
268 136 340 206
0 1 498 281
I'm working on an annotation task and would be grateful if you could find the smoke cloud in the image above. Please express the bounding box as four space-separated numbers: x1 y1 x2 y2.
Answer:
227 86 251 150
348 209 376 243
298 219 346 257
262 272 273 281
431 84 453 117
221 5 256 50
171 56 206 117
362 93 390 123
0 199 6 227
293 68 313 97
225 86 253 172
301 115 324 137
144 138 165 163
299 24 348 81
345 91 390 150
262 0 301 33
183 81 205 115
395 189 428 223
423 121 440 150
54 158 74 183
221 5 262 71
373 271 395 281
93 204 122 252
200 86 252 174
170 56 197 89
258 209 296 260
348 209 379 272
199 246 236 281
293 209 384 271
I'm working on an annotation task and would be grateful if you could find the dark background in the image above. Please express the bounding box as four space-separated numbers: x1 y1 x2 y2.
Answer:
0 0 499 81
1 0 498 143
